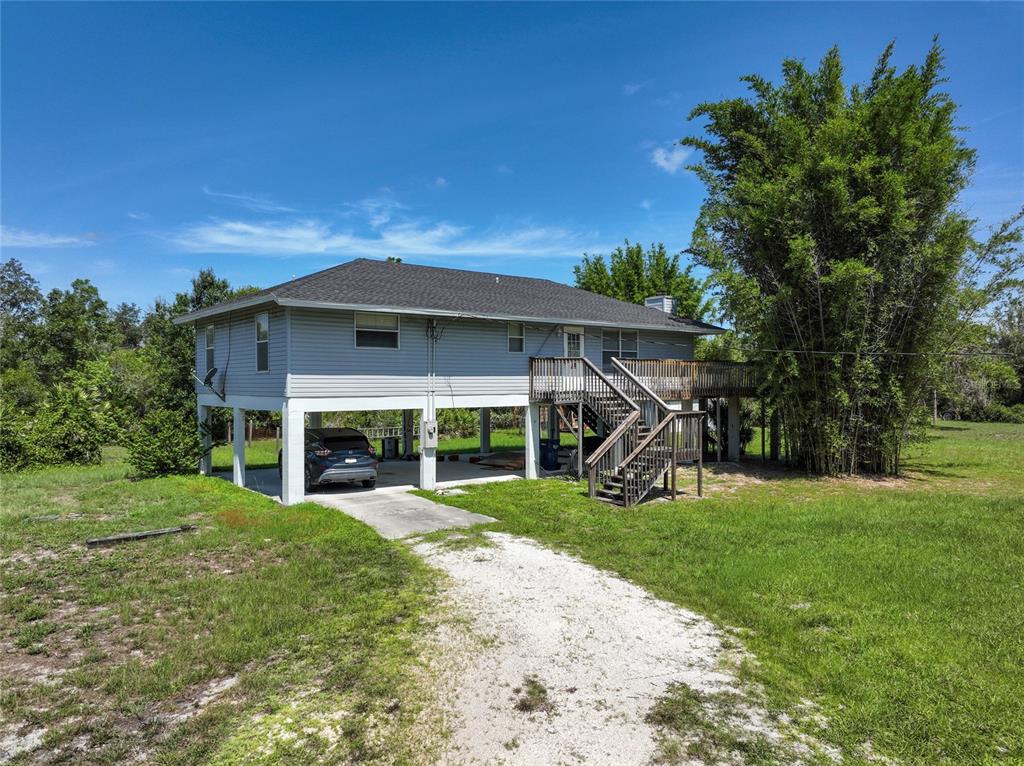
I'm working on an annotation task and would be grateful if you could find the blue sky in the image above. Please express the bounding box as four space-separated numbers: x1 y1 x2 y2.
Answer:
2 2 1021 308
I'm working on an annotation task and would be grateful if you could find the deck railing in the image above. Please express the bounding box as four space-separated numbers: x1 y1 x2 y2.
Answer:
616 359 759 399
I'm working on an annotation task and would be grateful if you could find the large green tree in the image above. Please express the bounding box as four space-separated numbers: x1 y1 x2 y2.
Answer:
684 41 1021 474
0 258 42 372
35 279 117 386
574 241 708 320
141 269 235 415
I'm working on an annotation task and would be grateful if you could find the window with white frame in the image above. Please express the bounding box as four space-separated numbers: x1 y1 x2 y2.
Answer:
355 312 400 349
255 312 269 372
507 322 525 353
602 329 638 371
205 325 215 373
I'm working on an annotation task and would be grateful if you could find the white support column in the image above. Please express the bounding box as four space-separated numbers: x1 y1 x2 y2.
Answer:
479 408 491 454
524 403 540 479
728 395 741 461
197 403 212 475
419 412 437 491
232 407 246 487
281 400 306 505
402 409 415 458
308 412 322 429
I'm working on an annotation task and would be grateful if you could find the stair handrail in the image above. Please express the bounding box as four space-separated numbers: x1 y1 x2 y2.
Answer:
584 409 640 469
618 410 701 468
610 357 674 417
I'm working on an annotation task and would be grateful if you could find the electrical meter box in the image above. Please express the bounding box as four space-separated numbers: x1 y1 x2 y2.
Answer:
421 419 438 449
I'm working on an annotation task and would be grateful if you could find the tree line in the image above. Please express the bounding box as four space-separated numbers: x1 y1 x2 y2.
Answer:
0 262 258 475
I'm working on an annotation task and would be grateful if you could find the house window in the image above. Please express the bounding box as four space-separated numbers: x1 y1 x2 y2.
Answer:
602 329 638 371
205 325 215 373
355 312 400 349
507 322 525 353
255 312 269 372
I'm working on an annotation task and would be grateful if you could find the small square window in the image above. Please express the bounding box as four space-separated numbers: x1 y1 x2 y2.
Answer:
508 322 525 353
355 312 400 349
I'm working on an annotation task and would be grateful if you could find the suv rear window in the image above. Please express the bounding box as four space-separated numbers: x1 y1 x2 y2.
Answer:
322 436 370 451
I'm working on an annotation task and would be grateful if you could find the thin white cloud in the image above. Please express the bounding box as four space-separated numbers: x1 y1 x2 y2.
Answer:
127 211 151 221
174 217 604 259
201 185 294 213
654 91 682 107
495 163 514 175
651 145 691 174
0 226 96 248
640 199 653 210
623 82 645 96
434 176 449 189
341 195 406 229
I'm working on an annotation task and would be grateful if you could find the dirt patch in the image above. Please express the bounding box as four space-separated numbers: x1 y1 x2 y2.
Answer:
216 508 268 529
669 461 912 501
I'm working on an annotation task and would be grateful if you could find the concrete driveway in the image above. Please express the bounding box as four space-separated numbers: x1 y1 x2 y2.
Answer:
310 489 495 539
215 456 512 538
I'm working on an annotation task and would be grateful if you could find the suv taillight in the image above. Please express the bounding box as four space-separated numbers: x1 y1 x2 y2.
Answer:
367 444 376 455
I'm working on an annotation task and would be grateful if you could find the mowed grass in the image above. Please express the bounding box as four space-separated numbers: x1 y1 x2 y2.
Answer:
0 449 439 765
210 427 577 470
420 422 1024 764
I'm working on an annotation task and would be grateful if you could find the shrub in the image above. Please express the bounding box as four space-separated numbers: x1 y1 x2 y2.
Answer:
0 400 39 472
438 408 477 438
125 409 204 478
31 384 103 466
982 403 1024 424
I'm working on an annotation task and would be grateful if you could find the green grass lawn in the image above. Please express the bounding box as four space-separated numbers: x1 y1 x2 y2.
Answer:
419 422 1024 765
210 427 577 470
0 450 439 765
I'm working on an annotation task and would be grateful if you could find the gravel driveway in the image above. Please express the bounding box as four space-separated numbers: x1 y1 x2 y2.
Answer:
414 531 817 765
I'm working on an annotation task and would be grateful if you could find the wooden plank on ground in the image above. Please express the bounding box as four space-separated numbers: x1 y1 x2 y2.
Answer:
85 525 197 549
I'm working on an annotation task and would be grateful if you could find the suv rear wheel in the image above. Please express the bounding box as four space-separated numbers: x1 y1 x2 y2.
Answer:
361 479 376 489
304 466 313 493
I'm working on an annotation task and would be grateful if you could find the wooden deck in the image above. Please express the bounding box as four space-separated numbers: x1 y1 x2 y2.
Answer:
615 359 758 399
530 357 759 402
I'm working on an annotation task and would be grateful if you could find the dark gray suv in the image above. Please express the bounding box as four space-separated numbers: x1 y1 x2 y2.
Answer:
278 428 378 492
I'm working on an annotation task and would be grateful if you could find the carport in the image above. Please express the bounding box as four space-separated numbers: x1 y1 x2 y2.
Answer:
213 453 524 501
201 396 541 506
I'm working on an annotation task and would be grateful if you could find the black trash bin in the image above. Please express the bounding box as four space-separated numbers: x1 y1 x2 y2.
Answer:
539 438 560 471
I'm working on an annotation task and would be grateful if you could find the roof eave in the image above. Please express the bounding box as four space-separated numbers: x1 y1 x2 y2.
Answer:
173 295 724 335
171 294 279 325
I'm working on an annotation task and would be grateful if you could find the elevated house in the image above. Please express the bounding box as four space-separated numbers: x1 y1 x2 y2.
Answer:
174 258 757 506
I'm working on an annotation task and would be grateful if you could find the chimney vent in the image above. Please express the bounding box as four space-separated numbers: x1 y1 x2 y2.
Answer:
644 295 676 315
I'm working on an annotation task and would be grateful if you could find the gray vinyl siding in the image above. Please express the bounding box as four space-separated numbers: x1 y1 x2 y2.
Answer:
288 309 430 397
287 310 563 398
286 308 694 399
194 308 287 398
581 328 693 369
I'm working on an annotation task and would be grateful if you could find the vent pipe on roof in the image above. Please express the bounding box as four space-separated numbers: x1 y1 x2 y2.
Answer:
644 295 676 315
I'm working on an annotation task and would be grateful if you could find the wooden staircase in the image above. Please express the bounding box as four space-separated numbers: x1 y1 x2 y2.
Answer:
530 357 704 506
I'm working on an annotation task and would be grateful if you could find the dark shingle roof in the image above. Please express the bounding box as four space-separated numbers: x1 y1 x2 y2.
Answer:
177 258 722 334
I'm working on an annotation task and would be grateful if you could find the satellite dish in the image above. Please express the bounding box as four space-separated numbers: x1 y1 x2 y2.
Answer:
202 367 219 386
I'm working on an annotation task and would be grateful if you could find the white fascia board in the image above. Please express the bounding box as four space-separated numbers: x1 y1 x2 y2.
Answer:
197 393 285 411
172 295 278 325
